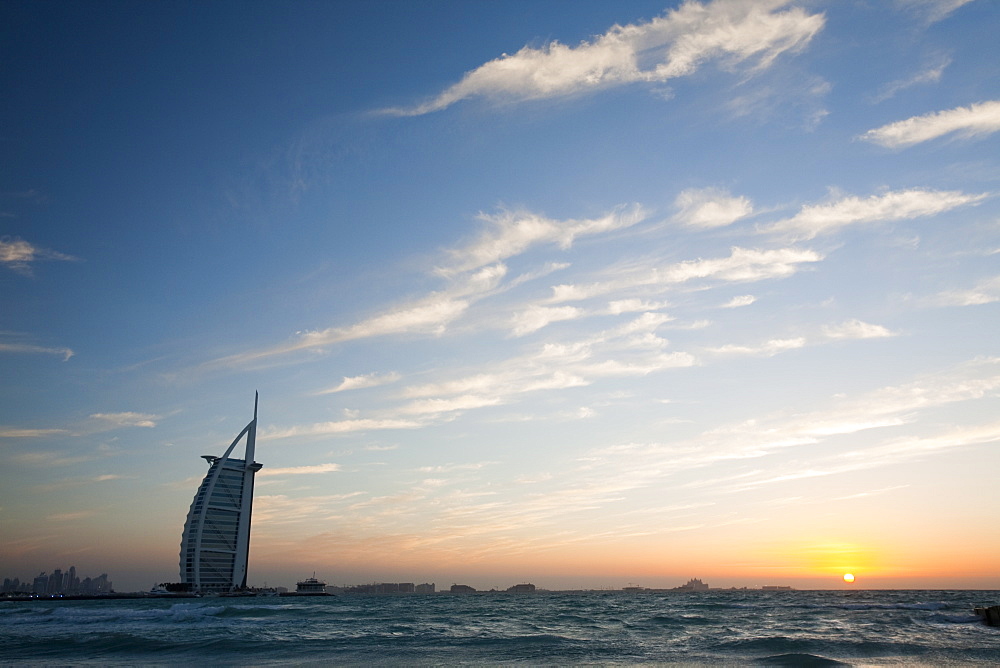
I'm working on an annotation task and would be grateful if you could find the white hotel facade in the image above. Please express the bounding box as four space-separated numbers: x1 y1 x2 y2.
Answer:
179 394 262 592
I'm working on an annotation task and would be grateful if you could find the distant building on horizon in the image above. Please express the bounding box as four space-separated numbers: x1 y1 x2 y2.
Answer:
674 578 709 591
179 394 262 592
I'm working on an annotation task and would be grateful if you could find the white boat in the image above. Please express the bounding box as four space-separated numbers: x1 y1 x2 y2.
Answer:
280 574 331 596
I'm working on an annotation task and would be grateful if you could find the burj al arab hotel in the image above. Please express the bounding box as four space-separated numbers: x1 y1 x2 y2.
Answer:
179 394 263 592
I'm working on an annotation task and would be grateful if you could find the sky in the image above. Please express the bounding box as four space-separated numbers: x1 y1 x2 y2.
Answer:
2 0 999 593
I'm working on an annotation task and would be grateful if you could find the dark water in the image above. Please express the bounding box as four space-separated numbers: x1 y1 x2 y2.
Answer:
2 590 999 665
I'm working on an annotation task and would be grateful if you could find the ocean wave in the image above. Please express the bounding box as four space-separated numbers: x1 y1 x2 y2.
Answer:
0 601 228 626
754 653 849 666
839 601 947 611
927 613 983 624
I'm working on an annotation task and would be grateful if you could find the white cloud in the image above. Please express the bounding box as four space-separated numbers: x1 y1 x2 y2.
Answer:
385 0 824 115
0 427 69 438
90 412 160 428
896 0 975 24
258 463 341 476
399 312 693 418
929 274 1000 306
0 236 76 276
417 462 496 474
673 187 753 228
764 188 987 240
13 451 93 467
704 320 895 358
317 372 402 394
210 206 647 369
822 319 897 340
262 418 425 440
722 295 756 308
440 205 646 276
860 100 1000 148
578 357 1000 499
510 305 585 337
706 337 806 357
607 299 668 314
0 342 74 361
872 56 950 103
550 246 823 303
211 284 479 368
399 394 504 416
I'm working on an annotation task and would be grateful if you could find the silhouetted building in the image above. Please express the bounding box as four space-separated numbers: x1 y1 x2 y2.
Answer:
179 395 262 592
450 584 476 593
675 578 709 591
415 582 435 593
47 569 63 594
507 583 536 593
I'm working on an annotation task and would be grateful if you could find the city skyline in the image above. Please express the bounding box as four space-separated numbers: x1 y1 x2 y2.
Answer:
2 0 1000 592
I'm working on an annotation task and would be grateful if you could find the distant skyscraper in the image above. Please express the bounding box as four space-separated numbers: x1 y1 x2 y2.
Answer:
179 394 262 592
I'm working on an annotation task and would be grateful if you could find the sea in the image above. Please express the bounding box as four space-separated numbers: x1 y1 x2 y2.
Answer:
2 589 999 666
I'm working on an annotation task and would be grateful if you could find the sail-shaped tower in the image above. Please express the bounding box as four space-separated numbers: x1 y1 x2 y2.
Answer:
179 394 263 592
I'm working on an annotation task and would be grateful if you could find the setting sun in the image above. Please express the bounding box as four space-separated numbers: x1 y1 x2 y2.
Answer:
843 573 856 583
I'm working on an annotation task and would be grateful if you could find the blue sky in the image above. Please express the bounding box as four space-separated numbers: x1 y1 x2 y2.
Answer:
2 0 999 592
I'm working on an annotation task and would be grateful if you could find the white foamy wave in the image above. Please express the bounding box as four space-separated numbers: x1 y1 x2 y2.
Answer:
4 601 228 626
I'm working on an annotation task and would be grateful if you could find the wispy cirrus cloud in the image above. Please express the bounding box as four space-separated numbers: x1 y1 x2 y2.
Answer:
0 427 69 438
872 55 950 103
90 412 161 428
399 312 694 415
317 372 402 395
268 312 694 437
822 319 896 340
860 100 1000 148
209 205 647 369
246 360 1000 560
705 337 806 357
262 418 425 441
704 319 896 357
0 236 77 276
258 463 341 477
34 475 127 493
383 0 824 116
763 188 987 240
209 264 504 368
12 451 94 467
722 295 756 308
896 0 976 24
549 246 823 303
927 274 1000 307
508 299 670 337
0 342 75 361
580 357 1000 500
440 205 647 276
673 187 753 228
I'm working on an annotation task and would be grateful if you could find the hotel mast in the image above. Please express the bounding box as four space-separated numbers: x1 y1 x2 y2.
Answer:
179 393 263 592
